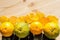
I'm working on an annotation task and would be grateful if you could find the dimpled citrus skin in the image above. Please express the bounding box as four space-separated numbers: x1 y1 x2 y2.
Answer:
43 22 60 39
30 21 43 35
39 17 50 26
9 16 17 25
24 11 45 24
0 16 8 23
0 22 14 37
47 15 58 23
16 16 25 22
14 22 29 38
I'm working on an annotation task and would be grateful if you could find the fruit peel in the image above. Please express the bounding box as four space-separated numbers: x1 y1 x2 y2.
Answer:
14 22 29 38
0 22 14 37
44 22 60 39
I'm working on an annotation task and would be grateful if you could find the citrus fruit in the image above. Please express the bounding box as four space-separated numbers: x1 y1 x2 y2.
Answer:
0 16 8 23
30 21 43 35
43 22 60 39
47 15 58 23
9 16 17 25
14 22 29 38
24 15 32 24
0 22 14 37
16 16 25 22
39 17 50 25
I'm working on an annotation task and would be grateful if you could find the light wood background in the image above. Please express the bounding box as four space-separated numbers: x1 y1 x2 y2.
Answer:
0 0 60 40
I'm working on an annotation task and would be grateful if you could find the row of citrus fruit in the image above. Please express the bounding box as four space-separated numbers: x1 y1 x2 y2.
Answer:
0 10 60 39
0 10 58 24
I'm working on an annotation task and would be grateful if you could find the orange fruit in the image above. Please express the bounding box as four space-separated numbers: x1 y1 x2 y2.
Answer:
0 16 8 23
32 10 45 18
16 16 25 22
43 22 59 39
47 15 58 23
0 22 14 37
24 11 45 24
25 11 39 23
33 10 45 19
31 15 39 22
30 13 39 22
30 11 45 22
27 12 35 18
9 16 17 25
24 15 32 24
39 17 50 26
30 21 43 35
